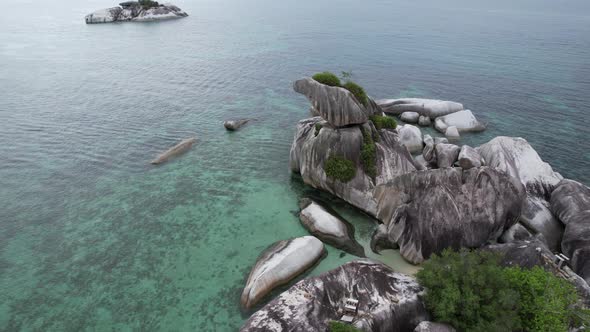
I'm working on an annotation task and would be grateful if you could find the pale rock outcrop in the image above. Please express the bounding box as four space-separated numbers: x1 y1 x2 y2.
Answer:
372 167 525 264
398 125 423 154
85 2 188 23
550 179 590 284
240 236 325 309
500 223 533 244
240 260 429 332
299 199 365 257
418 116 431 127
444 126 460 141
458 145 483 170
224 119 250 131
376 98 464 118
294 78 369 127
434 110 486 133
414 321 456 332
400 112 420 124
422 135 436 165
150 137 196 164
290 118 416 216
435 143 460 168
521 196 563 251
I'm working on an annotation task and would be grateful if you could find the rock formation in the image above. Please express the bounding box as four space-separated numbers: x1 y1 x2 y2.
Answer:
240 236 325 309
418 116 431 127
240 260 429 332
372 167 525 264
398 125 423 154
224 119 250 131
414 321 456 332
85 2 188 24
299 199 365 257
435 143 460 168
150 137 196 164
376 98 464 118
457 145 482 170
434 110 486 133
444 126 460 141
400 112 420 124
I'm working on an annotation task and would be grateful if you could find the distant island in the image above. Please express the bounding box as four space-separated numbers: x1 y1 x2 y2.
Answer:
85 1 188 24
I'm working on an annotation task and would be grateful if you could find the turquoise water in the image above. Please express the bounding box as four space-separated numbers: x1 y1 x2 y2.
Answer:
1 0 590 330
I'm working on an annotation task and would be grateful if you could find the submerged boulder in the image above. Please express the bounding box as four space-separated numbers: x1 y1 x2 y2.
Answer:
434 110 486 133
435 143 460 168
240 260 429 332
376 98 464 118
240 236 325 309
299 199 365 257
85 3 188 23
293 78 369 127
290 117 416 216
372 167 525 264
150 137 196 165
550 179 590 284
398 124 423 154
224 119 250 131
400 112 420 124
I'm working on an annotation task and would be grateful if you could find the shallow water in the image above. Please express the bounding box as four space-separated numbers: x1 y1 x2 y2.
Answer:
1 0 589 330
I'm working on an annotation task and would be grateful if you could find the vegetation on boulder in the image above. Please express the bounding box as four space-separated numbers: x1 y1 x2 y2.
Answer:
138 0 159 8
312 72 341 87
360 128 377 178
314 123 323 137
328 321 361 332
342 81 368 106
324 155 356 182
369 115 397 130
417 249 585 332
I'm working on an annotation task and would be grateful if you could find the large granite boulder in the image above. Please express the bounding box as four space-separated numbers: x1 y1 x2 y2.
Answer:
435 143 460 168
85 3 188 23
458 145 482 170
372 167 525 264
550 179 590 284
414 321 456 332
520 196 563 251
293 78 369 127
240 236 325 309
434 110 486 133
401 112 420 124
398 124 423 154
240 260 429 332
290 117 416 216
376 98 463 118
299 199 365 257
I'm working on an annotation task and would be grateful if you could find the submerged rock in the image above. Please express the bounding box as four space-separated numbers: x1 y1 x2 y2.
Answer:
444 126 460 141
240 236 325 309
85 2 188 23
150 137 196 164
414 321 456 332
299 199 365 257
418 116 431 127
240 260 429 332
550 179 590 284
400 112 420 124
372 167 525 264
458 145 482 170
224 119 250 131
293 78 369 127
376 98 464 118
434 110 486 133
398 124 423 154
435 143 460 168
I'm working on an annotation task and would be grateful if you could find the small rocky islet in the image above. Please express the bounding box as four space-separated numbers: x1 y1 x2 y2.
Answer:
85 1 187 24
238 72 590 331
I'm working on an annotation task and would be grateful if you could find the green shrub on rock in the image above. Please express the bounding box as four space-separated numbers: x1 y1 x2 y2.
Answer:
314 123 323 137
328 321 361 332
343 81 368 106
312 72 341 87
138 0 159 8
324 155 356 182
360 128 377 178
369 115 397 130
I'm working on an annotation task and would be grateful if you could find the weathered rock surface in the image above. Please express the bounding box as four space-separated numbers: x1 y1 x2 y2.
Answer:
521 196 563 251
293 78 369 127
224 119 250 131
400 112 420 124
434 137 448 145
550 179 590 284
398 124 423 154
290 118 416 216
85 2 188 23
500 223 533 243
240 260 429 332
299 199 365 257
150 137 196 164
241 236 325 309
376 98 464 118
458 145 482 170
414 321 456 332
413 155 429 171
434 110 486 133
418 116 431 127
444 126 460 141
422 135 436 165
372 167 525 264
477 136 562 197
435 143 460 168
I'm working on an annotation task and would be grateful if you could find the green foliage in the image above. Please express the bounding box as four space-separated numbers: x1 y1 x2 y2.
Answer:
342 81 368 106
138 0 159 8
312 72 341 87
360 128 377 178
340 71 353 80
314 123 323 137
504 266 578 332
328 321 361 332
369 115 397 130
417 249 521 332
324 155 356 182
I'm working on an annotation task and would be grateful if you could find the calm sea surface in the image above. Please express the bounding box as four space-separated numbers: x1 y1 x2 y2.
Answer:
1 0 589 330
